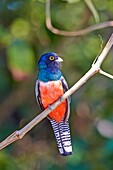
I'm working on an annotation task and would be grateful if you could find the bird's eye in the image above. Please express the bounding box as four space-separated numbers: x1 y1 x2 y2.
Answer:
49 56 55 61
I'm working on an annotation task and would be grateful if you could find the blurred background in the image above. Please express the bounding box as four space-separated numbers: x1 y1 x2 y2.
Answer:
0 0 113 169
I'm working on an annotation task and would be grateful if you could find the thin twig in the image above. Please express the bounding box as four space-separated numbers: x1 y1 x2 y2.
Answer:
99 69 113 80
84 0 100 23
46 0 113 36
0 33 113 150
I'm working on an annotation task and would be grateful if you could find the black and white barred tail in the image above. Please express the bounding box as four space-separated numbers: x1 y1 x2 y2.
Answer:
50 119 72 156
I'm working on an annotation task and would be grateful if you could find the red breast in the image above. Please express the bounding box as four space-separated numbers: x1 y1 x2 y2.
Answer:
39 80 67 122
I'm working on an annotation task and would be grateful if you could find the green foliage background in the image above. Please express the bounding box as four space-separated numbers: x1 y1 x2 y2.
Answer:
0 0 113 169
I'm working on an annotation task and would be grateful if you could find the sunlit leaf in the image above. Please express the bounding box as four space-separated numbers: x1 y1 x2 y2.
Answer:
11 18 31 38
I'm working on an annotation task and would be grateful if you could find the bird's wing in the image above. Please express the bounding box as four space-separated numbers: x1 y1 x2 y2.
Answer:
60 76 71 122
35 79 44 110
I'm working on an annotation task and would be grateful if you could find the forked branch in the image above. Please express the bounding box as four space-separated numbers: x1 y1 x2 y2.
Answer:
0 34 113 150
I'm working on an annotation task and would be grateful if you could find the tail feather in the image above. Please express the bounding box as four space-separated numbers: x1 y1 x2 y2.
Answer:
50 119 72 156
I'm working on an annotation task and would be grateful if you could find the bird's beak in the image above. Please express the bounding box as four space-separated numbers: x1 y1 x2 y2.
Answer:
56 57 63 62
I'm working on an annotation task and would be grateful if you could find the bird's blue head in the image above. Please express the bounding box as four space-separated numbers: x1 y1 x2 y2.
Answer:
38 52 63 70
38 52 63 82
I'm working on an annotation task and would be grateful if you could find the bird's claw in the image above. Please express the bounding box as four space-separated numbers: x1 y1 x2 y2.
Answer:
59 96 62 102
48 105 53 110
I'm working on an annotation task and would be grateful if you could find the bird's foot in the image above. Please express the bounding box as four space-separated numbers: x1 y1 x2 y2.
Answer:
48 105 53 110
58 96 63 102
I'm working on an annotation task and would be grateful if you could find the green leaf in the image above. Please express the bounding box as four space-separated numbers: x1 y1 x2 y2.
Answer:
7 40 35 80
62 0 80 3
0 26 12 46
0 152 19 170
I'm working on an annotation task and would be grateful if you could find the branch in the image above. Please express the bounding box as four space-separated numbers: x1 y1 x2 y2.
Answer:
99 69 113 80
0 33 113 150
46 0 113 36
84 0 100 23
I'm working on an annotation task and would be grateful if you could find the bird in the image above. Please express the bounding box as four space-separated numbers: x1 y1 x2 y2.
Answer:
35 52 72 156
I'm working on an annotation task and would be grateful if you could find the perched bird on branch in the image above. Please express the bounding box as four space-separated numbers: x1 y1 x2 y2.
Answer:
35 52 72 156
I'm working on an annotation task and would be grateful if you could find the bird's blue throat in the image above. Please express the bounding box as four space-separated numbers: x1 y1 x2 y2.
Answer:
38 67 62 82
